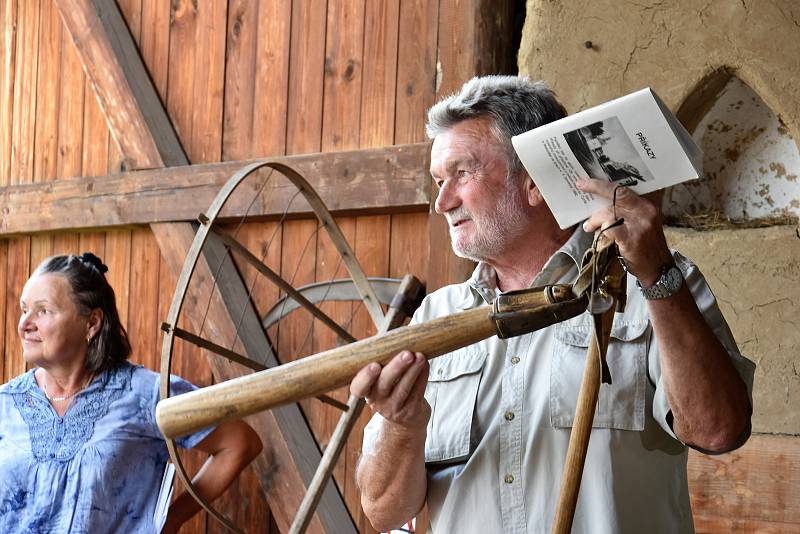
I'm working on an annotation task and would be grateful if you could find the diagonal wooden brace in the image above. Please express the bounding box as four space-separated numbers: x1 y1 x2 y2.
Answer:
289 274 425 534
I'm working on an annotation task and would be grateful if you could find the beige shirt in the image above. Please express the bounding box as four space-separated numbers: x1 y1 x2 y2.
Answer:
363 229 755 534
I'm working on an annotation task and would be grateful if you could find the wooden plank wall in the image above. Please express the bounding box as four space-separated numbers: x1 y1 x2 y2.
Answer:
0 1 443 532
3 2 792 534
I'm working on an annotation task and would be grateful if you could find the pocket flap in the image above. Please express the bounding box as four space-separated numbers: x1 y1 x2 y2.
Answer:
554 314 649 346
551 313 649 431
428 347 487 382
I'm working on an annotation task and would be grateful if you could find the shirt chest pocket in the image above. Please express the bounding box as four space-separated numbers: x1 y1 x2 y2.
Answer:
423 347 487 464
550 315 649 431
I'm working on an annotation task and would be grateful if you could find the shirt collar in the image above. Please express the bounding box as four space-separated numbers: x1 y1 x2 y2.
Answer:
0 368 36 394
462 226 593 307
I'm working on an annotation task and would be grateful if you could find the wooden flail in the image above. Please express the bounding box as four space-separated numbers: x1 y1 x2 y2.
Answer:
156 160 626 533
157 283 586 439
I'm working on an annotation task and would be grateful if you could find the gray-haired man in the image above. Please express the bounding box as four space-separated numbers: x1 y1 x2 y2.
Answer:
351 76 754 533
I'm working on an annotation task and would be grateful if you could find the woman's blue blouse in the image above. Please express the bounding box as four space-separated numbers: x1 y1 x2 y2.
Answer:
0 362 212 533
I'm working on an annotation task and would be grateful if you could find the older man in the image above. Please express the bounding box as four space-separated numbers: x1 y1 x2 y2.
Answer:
351 76 754 534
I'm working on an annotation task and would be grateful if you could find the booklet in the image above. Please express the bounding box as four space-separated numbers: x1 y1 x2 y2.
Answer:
511 88 702 229
153 461 176 533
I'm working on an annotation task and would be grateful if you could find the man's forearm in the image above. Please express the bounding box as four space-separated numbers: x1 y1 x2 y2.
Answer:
648 285 751 452
358 418 428 532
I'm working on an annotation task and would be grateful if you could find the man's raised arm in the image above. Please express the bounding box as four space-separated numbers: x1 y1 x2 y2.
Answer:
579 178 752 452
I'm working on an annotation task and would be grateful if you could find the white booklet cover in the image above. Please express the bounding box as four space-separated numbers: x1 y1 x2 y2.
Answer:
512 88 702 229
153 461 175 533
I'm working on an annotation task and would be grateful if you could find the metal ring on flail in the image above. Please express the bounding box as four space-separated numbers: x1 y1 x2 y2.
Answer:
158 160 393 533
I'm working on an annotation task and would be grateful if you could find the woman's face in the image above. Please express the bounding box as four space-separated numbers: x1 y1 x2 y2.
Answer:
18 273 92 368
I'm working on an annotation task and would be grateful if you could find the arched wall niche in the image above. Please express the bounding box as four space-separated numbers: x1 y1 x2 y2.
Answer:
664 70 800 226
675 67 737 135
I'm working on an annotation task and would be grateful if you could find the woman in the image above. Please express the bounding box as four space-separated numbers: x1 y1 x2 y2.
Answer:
0 253 262 533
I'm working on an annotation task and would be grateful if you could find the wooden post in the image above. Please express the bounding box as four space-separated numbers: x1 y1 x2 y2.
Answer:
550 310 614 534
289 274 424 534
427 0 517 291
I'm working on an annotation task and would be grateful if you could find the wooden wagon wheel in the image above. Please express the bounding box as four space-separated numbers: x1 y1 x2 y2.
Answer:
158 160 424 533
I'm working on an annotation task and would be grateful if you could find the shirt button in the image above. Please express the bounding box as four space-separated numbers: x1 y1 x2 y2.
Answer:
504 411 515 421
56 419 63 424
55 437 62 443
510 356 520 365
49 453 55 459
504 474 514 484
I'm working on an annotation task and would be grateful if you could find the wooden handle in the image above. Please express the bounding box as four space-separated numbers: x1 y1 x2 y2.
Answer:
156 288 561 439
550 310 613 534
551 245 624 534
157 306 494 438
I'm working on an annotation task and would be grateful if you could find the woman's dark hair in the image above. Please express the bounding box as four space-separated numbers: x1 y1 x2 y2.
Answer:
33 252 132 372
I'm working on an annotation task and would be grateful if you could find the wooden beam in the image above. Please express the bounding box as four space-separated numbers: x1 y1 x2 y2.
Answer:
426 0 517 291
52 1 361 532
54 0 185 169
0 143 430 236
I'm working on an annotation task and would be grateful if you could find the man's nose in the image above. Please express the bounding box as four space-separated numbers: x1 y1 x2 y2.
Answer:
434 179 459 214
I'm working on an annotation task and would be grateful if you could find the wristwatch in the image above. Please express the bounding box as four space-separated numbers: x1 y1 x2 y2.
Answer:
637 263 684 300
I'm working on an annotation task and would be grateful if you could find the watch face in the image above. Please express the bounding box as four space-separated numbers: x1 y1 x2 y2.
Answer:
664 266 683 292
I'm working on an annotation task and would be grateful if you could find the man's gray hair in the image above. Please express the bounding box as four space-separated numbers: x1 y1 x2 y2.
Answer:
426 75 567 175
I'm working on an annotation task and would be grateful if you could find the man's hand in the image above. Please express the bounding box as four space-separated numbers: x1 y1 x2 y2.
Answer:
350 350 431 431
578 178 672 286
352 351 430 531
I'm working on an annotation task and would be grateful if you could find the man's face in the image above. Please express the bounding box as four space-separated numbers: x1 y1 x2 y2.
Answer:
430 117 529 263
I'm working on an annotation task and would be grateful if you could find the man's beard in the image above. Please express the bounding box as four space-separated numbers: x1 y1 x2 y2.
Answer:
445 182 528 262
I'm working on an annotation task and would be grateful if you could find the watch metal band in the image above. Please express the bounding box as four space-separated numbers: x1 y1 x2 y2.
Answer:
637 264 683 300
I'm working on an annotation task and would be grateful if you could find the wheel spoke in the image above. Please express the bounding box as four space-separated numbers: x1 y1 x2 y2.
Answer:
212 228 357 343
167 324 266 371
262 278 403 329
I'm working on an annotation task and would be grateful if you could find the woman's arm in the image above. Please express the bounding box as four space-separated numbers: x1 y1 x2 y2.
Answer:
161 419 262 533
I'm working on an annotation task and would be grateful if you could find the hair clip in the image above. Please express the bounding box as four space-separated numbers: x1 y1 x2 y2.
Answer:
80 252 109 274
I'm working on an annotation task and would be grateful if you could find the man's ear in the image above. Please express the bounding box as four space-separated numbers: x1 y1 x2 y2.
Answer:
524 173 544 207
